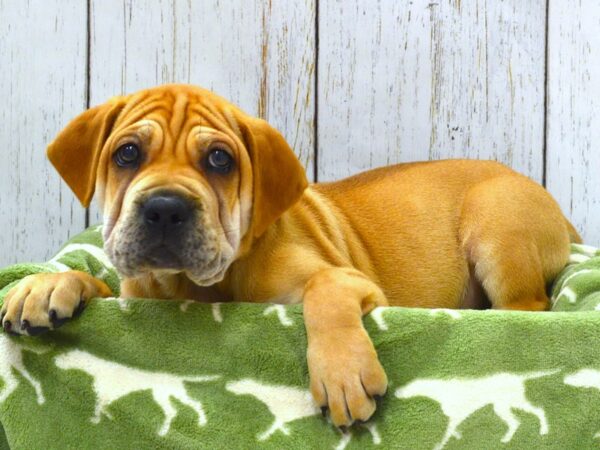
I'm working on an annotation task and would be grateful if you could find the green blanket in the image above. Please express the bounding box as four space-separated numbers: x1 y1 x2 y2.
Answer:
1 226 600 449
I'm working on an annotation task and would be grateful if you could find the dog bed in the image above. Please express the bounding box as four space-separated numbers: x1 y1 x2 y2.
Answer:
0 226 599 449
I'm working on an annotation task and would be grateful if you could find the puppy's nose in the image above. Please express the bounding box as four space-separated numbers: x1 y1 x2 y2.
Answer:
142 195 191 231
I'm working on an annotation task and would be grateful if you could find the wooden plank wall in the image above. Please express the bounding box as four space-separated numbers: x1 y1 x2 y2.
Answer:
546 0 600 245
88 0 315 223
0 1 87 266
318 0 546 182
0 0 598 267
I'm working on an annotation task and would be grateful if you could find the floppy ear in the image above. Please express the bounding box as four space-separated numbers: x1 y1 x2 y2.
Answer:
46 97 128 207
238 116 308 238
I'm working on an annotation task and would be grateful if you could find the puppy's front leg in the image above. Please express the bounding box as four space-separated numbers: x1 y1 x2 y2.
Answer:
1 271 112 336
304 267 388 427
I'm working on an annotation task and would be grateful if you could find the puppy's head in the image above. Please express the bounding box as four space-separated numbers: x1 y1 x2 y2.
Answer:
47 84 307 285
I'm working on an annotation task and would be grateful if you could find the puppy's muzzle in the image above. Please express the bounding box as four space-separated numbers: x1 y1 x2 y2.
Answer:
138 192 196 267
141 194 192 234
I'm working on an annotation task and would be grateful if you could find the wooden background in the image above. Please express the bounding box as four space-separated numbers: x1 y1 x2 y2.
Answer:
0 0 598 266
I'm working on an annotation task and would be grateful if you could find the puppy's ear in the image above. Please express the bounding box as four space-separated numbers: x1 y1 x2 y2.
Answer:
238 116 308 238
46 97 128 207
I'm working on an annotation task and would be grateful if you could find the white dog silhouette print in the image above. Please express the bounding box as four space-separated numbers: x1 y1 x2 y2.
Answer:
395 370 558 450
226 378 381 449
564 368 600 439
0 334 45 405
564 368 600 391
226 378 320 440
54 349 219 436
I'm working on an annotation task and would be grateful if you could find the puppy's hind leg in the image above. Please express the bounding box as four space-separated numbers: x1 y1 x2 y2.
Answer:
459 175 572 311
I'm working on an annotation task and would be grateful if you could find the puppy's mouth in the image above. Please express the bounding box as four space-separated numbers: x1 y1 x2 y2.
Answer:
143 245 184 269
109 234 223 280
105 191 233 283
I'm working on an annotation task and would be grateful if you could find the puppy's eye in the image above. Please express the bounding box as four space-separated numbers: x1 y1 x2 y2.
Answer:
114 144 140 168
206 148 233 173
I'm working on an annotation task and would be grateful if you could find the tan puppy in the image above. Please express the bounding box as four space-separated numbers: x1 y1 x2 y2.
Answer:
0 84 578 427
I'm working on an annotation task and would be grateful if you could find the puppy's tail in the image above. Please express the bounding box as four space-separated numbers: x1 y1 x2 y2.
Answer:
565 219 582 244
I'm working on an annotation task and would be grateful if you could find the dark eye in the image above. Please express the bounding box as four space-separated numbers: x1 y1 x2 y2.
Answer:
114 143 140 168
206 148 233 173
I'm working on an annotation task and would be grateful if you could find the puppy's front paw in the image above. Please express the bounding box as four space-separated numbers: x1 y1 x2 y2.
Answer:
307 328 387 427
0 271 111 336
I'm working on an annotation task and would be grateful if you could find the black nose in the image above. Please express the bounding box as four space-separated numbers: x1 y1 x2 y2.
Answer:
142 195 191 231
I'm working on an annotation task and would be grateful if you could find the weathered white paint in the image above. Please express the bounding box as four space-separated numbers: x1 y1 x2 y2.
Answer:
317 0 546 182
0 0 87 266
88 0 315 224
546 0 600 245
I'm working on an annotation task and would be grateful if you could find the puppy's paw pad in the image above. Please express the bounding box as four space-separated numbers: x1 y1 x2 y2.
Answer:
49 308 71 329
21 320 50 336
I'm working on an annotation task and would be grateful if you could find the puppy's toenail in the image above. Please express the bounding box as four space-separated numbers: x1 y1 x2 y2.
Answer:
339 425 349 434
21 320 30 330
74 301 86 317
321 407 328 417
49 309 68 328
3 320 12 332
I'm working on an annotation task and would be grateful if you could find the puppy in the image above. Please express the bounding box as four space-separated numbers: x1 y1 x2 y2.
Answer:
0 84 578 427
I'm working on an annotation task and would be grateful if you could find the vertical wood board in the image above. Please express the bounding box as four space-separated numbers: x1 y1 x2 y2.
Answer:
0 0 87 265
546 0 600 245
317 0 546 183
89 0 315 223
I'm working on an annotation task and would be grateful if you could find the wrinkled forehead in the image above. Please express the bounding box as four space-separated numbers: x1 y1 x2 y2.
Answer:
113 86 244 144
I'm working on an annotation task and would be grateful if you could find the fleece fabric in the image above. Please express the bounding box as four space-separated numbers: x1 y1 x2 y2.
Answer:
0 226 600 449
